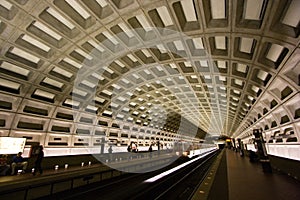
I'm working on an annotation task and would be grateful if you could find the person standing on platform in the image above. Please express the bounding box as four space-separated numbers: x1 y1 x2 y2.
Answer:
127 145 131 152
108 145 113 162
11 152 28 175
33 145 44 175
149 144 153 159
0 154 10 176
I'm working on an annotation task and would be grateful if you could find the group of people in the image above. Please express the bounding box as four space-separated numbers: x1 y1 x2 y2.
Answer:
0 145 44 176
127 142 139 153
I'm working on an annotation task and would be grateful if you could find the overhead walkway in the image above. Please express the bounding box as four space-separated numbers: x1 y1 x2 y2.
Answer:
193 149 300 200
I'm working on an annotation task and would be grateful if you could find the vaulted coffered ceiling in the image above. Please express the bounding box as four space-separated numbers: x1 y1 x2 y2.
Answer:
0 0 299 146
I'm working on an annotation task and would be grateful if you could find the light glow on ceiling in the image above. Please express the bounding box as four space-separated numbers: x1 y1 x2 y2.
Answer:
34 89 55 99
266 44 284 62
141 49 152 57
21 34 51 52
86 105 97 111
91 73 104 80
0 0 13 10
257 70 268 81
236 63 247 73
136 14 152 32
82 80 96 88
73 88 87 97
46 7 75 29
64 99 80 106
52 67 73 78
217 61 226 69
88 40 105 52
174 40 185 51
0 62 30 76
193 38 204 49
43 77 64 88
210 0 226 19
157 6 173 26
65 0 91 19
244 0 264 20
118 22 135 38
63 57 82 69
180 0 197 22
94 96 105 103
0 78 20 90
215 36 226 50
75 49 93 60
102 31 119 45
33 21 62 40
281 0 300 27
240 38 254 53
95 0 108 7
127 54 138 62
156 44 167 53
10 47 40 63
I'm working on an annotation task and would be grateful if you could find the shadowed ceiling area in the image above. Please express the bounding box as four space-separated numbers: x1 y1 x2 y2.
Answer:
0 0 299 153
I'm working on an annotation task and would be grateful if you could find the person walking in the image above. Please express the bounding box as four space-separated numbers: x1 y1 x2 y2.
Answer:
33 145 44 175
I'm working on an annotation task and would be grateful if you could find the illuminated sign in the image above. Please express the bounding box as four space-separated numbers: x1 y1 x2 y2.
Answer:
0 137 26 154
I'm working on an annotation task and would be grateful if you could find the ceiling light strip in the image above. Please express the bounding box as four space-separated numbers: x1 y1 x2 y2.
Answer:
118 22 135 38
136 14 153 32
240 38 254 53
266 44 284 62
281 0 300 27
102 31 119 45
10 47 40 63
180 0 197 22
174 40 185 50
46 7 75 29
52 66 73 78
0 62 30 76
63 57 82 69
156 44 167 53
157 6 173 26
34 89 55 99
65 0 91 19
95 0 108 7
33 21 62 40
21 34 51 52
193 38 204 49
75 49 93 60
0 78 20 90
127 54 138 62
141 49 152 57
43 77 63 88
88 40 105 52
0 0 13 10
210 0 226 19
244 0 264 20
215 36 226 50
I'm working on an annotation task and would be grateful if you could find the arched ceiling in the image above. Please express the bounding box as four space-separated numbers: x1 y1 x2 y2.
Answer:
0 0 299 141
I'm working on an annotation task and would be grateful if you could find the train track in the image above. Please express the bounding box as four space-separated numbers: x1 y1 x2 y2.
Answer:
43 150 219 200
131 150 219 200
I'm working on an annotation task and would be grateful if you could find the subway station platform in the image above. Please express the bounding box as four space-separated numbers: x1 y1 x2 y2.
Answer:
1 150 300 200
0 152 178 199
193 149 300 200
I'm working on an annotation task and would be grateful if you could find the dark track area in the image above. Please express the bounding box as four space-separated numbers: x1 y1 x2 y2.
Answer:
39 150 219 200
